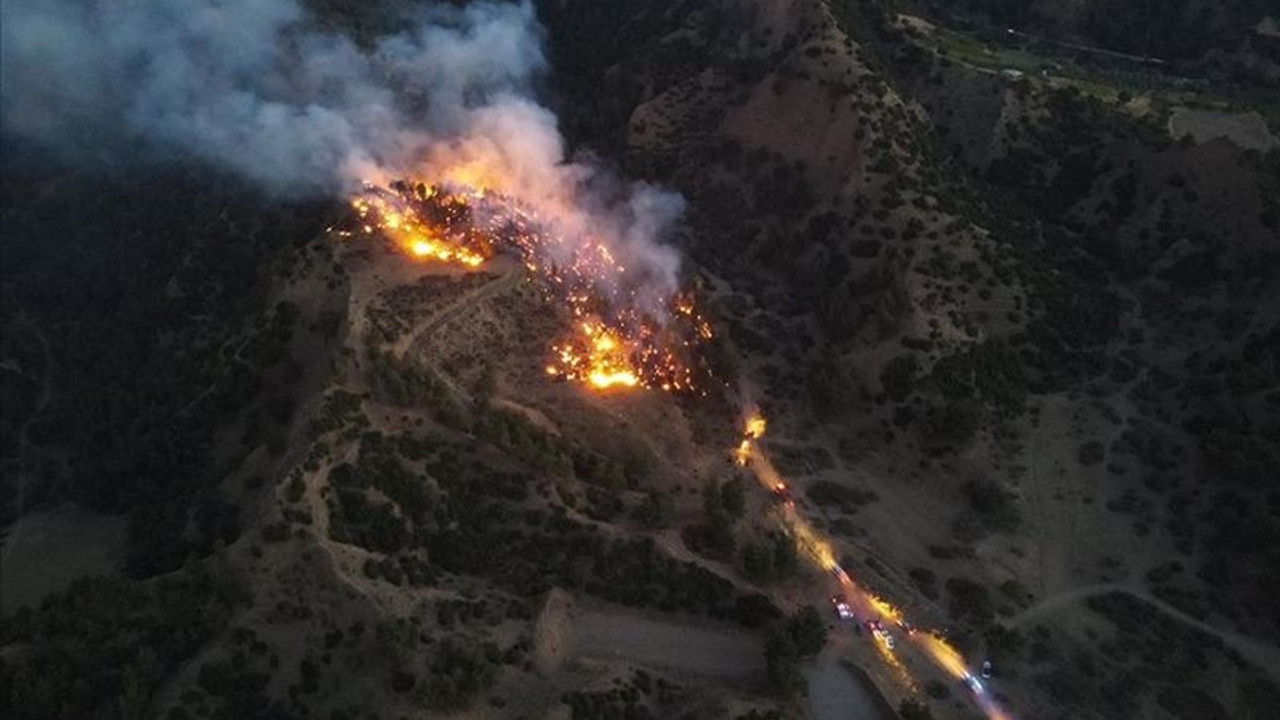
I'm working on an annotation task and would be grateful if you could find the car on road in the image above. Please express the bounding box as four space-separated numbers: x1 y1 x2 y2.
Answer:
874 628 895 650
771 482 794 506
963 671 985 694
981 659 992 679
866 620 895 650
830 596 854 620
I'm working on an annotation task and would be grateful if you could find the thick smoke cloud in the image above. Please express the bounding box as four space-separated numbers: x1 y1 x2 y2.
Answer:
2 0 682 299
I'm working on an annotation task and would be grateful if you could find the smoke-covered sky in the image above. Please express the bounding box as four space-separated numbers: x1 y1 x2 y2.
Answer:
2 0 682 298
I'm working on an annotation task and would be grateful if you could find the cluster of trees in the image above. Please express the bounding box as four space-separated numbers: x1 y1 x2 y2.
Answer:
561 670 675 720
0 558 250 720
677 475 805 585
323 428 780 628
407 637 500 710
899 700 935 720
928 340 1029 414
326 435 436 555
473 408 643 490
373 615 508 712
308 389 367 439
961 479 1020 534
734 712 785 720
909 567 941 600
560 669 710 720
4 155 338 577
880 354 919 403
945 576 995 626
983 623 1026 664
631 490 675 529
1033 590 1280 720
564 690 654 720
435 597 528 629
366 347 446 409
681 477 746 560
435 521 779 627
764 606 829 695
187 652 279 720
808 348 866 419
740 532 800 584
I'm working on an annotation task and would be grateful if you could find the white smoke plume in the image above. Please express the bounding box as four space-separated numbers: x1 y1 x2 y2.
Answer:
2 0 683 299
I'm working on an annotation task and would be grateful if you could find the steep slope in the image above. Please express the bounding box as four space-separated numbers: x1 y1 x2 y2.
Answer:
539 1 1280 718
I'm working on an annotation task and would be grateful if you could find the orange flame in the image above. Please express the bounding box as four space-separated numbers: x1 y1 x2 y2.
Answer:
919 633 968 680
735 411 767 465
336 179 712 394
552 321 641 390
867 594 904 625
408 236 485 266
349 190 488 268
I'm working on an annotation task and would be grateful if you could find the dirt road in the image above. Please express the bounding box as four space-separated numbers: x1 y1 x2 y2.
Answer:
572 605 765 680
806 641 895 720
393 261 520 359
740 429 1013 720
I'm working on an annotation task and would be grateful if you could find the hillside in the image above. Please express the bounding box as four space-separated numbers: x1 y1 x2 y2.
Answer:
2 1 1278 720
541 0 1280 717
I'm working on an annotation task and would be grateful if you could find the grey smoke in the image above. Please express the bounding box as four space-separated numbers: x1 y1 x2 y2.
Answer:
2 0 682 299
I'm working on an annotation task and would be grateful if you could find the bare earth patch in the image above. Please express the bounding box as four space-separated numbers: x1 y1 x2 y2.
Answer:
1168 108 1278 151
1 503 127 613
571 600 765 681
807 645 894 720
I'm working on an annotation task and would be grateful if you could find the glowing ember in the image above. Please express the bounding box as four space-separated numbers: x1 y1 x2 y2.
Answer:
334 180 713 393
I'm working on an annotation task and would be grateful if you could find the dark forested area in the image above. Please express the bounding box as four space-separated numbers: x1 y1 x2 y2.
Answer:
1 146 334 574
0 558 251 720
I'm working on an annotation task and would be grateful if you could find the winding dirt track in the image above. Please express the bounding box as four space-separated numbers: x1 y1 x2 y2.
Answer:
393 262 521 359
1005 584 1280 681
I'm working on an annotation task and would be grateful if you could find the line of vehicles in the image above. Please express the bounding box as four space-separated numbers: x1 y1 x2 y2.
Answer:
828 593 910 650
748 423 1006 716
828 589 994 696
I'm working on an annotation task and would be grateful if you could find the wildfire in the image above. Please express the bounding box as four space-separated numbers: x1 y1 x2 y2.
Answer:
736 410 767 465
349 187 488 268
867 594 904 625
408 237 485 266
335 180 712 393
551 322 640 390
920 633 968 680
